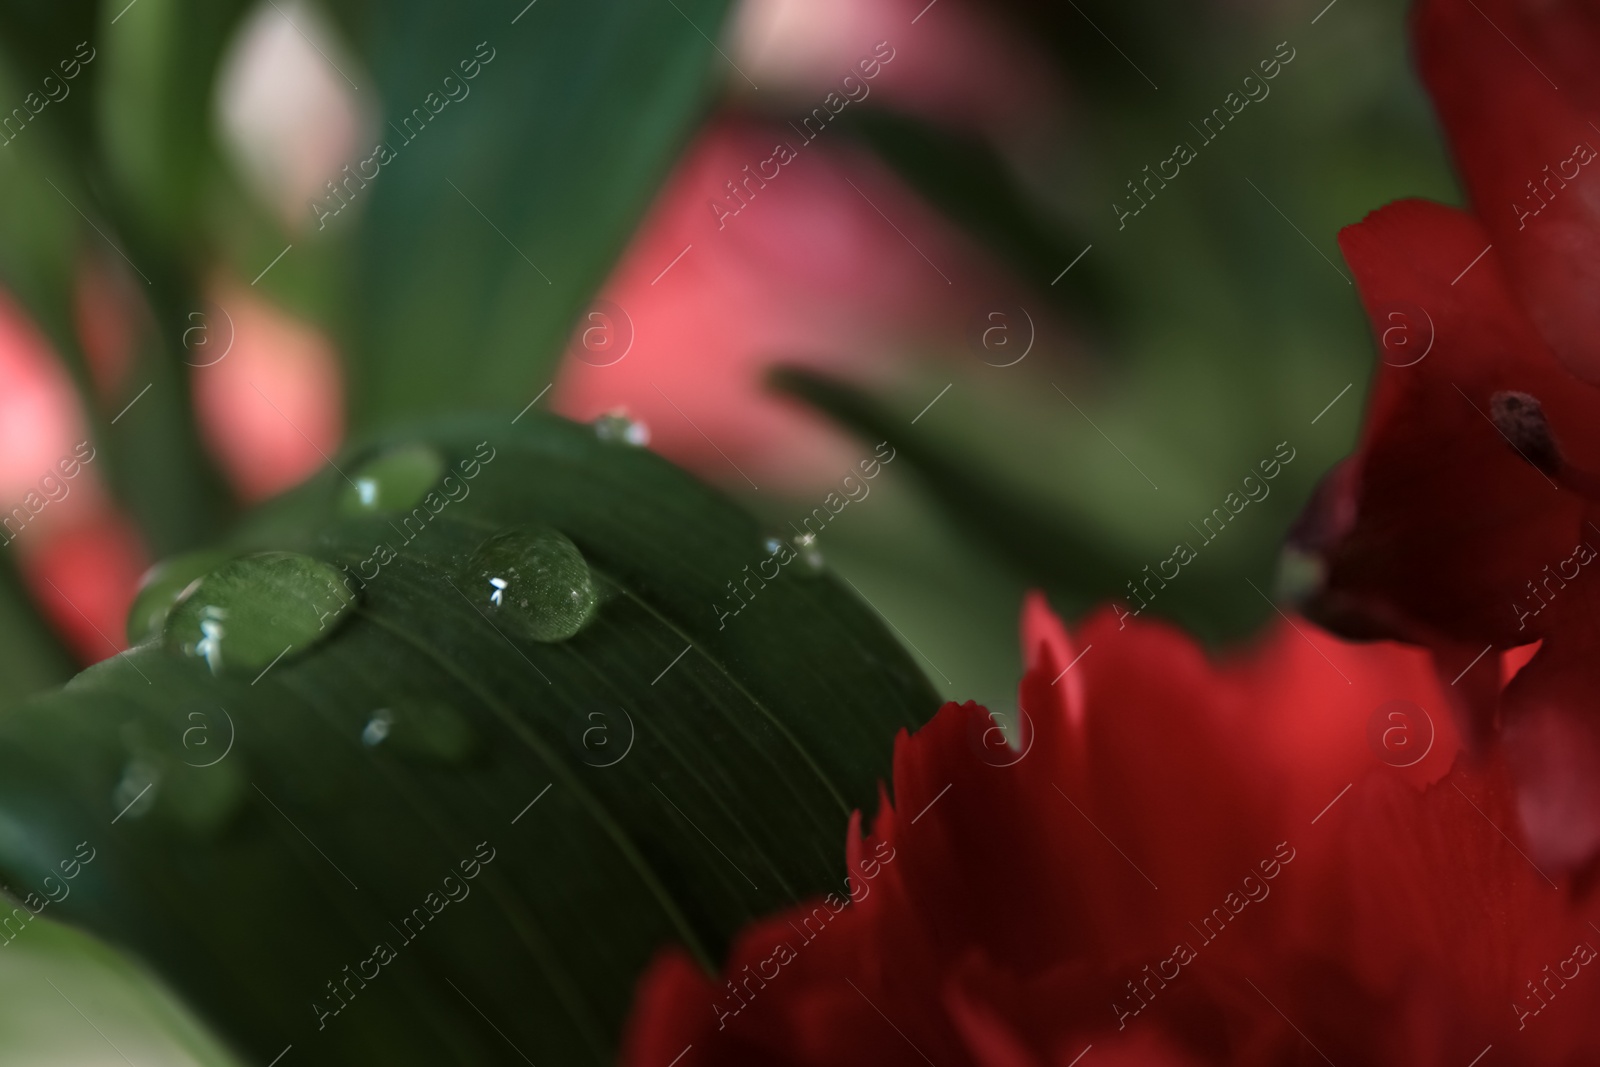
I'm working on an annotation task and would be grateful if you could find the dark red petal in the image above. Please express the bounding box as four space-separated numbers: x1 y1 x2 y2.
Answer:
1500 593 1600 876
620 600 1577 1067
618 952 728 1067
1310 198 1600 647
1416 0 1600 384
1281 762 1600 1058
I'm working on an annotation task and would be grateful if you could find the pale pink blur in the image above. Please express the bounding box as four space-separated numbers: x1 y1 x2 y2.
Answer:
192 280 344 503
731 0 1065 138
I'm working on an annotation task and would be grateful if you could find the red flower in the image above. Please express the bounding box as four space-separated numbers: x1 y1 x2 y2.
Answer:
622 598 1600 1066
1291 0 1600 873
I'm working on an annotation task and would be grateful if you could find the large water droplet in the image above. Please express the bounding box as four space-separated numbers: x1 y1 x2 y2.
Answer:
162 552 358 675
592 411 650 446
126 549 235 644
468 526 598 642
340 444 445 516
362 702 478 765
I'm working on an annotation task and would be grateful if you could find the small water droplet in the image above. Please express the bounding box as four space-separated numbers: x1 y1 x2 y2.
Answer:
592 411 650 446
162 552 358 675
165 760 248 839
468 526 598 642
792 533 824 573
126 549 235 644
112 759 160 822
340 444 446 516
1275 546 1325 607
362 709 393 747
364 702 477 764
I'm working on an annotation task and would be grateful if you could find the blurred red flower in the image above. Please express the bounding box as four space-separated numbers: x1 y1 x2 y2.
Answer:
1292 0 1600 873
622 597 1600 1066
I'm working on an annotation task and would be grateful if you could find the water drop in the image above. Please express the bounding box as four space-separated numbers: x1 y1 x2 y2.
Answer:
126 549 235 644
162 552 358 675
364 702 478 765
340 444 445 516
112 759 160 822
468 526 598 642
592 411 650 446
164 760 248 839
792 533 824 573
362 709 393 747
1275 546 1325 607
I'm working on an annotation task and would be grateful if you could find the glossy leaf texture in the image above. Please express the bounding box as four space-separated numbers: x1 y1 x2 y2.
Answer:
340 0 734 429
0 414 939 1065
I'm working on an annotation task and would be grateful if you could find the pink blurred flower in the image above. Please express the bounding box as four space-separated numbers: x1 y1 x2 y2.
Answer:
192 280 344 502
557 0 1070 488
0 285 146 663
25 514 147 664
555 117 1026 488
731 0 1065 138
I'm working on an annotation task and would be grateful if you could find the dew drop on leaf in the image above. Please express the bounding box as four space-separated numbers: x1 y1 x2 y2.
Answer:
126 549 236 644
362 709 393 747
161 552 359 675
468 526 598 642
363 702 478 765
165 761 248 840
793 533 824 573
112 758 160 822
592 411 650 446
340 443 446 516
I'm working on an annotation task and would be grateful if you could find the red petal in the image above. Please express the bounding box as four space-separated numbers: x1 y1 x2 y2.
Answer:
1416 0 1600 384
1308 199 1600 646
1500 599 1600 875
1280 762 1600 1058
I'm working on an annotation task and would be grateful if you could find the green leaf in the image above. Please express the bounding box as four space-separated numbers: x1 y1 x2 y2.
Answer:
772 365 1135 592
840 108 1111 327
95 0 257 244
0 549 76 709
0 914 241 1066
0 0 244 555
0 413 939 1065
341 0 734 429
770 366 1276 643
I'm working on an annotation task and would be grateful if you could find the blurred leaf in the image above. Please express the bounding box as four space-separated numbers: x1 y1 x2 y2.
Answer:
770 365 1288 643
841 108 1111 328
773 365 1132 593
341 0 735 429
95 0 257 244
0 914 240 1066
0 550 76 708
0 36 100 396
0 2 243 555
0 413 938 1065
87 0 259 553
0 0 103 159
